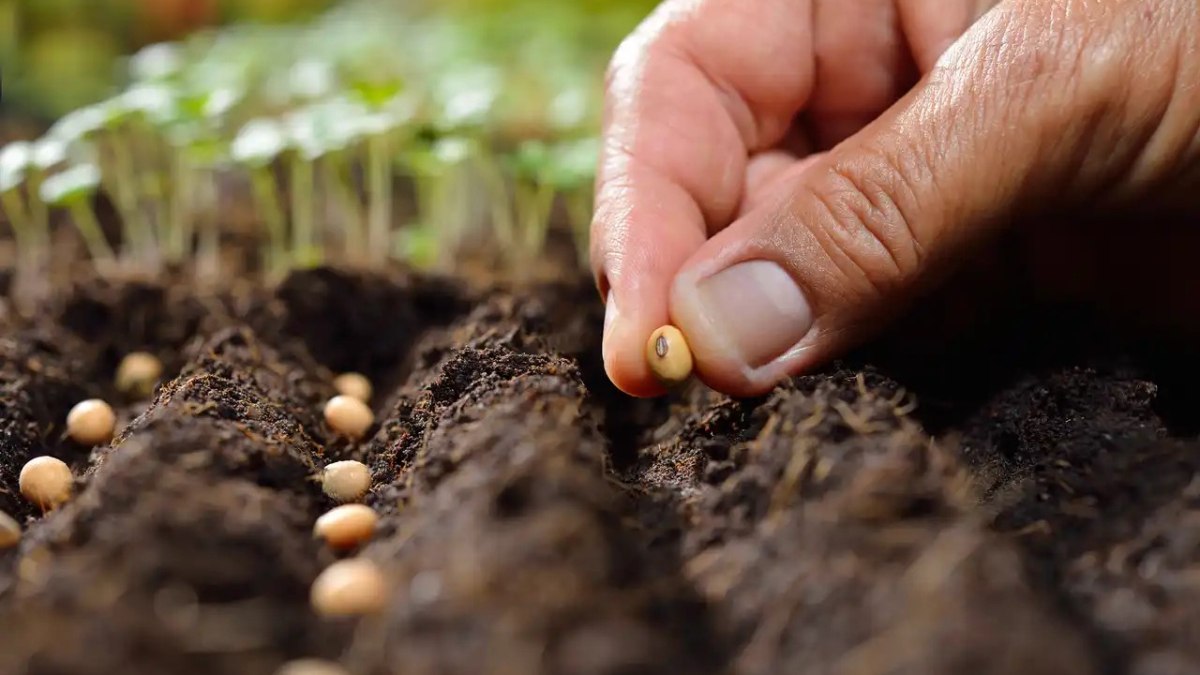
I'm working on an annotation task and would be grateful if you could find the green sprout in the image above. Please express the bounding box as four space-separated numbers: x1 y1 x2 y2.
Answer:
39 163 115 267
161 84 244 268
231 118 289 276
303 97 369 262
351 104 407 267
547 136 600 265
0 141 46 294
399 134 476 270
60 98 159 269
507 140 559 265
283 109 327 268
129 42 184 83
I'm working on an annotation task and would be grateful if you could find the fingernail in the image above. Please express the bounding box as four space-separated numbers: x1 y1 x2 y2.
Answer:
689 261 813 369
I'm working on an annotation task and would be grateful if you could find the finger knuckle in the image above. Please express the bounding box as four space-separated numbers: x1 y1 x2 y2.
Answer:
805 155 927 299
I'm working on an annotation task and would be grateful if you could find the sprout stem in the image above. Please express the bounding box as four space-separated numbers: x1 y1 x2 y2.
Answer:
68 199 117 266
1 189 43 300
514 179 556 265
366 136 392 266
105 135 154 267
26 171 50 235
290 155 318 266
196 170 221 281
167 153 193 263
250 168 288 277
323 153 365 261
477 151 515 253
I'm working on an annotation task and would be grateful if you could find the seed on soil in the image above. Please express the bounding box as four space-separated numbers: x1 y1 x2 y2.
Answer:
646 325 694 388
274 659 351 675
0 510 21 548
66 398 117 446
323 395 374 439
115 351 163 400
314 504 378 550
321 460 372 502
333 372 373 402
19 456 73 511
310 558 388 616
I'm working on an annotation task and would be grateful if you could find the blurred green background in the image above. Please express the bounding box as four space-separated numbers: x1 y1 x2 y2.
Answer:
0 0 657 121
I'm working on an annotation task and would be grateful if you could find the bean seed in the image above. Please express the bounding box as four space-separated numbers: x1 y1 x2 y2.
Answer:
66 399 116 446
115 352 163 400
314 504 378 550
310 558 388 616
332 372 372 403
323 395 374 439
321 460 372 503
646 325 694 387
19 456 73 511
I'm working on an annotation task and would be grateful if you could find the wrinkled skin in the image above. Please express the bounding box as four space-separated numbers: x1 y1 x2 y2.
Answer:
591 0 1200 398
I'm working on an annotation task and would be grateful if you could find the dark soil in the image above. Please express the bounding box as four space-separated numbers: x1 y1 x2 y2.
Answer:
2 267 1200 675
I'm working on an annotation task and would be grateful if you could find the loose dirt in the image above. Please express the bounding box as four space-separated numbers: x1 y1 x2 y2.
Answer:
0 267 1197 675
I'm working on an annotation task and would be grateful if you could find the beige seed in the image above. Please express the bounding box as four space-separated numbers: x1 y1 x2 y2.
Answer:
19 456 73 511
310 558 388 616
274 659 351 675
314 504 378 550
0 510 21 549
323 395 374 439
332 372 372 403
646 325 694 388
66 398 116 446
115 351 163 400
321 460 372 503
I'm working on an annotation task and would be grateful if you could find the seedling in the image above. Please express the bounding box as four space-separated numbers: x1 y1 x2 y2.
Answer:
507 140 559 266
0 141 46 296
66 399 117 445
39 163 116 266
321 460 372 502
19 456 73 511
646 325 694 388
129 42 184 82
310 558 388 616
313 504 378 550
332 373 372 403
399 135 477 269
231 118 289 275
0 511 20 549
324 396 374 439
115 352 163 400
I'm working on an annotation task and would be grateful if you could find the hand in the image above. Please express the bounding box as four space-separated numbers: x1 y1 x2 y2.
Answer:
591 0 1200 398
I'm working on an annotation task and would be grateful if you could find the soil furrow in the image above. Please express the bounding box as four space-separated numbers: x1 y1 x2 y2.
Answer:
343 289 724 675
0 323 343 674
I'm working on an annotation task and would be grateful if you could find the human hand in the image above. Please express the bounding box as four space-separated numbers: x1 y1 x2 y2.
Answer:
591 0 1200 397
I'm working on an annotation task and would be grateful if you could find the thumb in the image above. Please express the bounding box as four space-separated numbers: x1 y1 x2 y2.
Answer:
668 0 1196 397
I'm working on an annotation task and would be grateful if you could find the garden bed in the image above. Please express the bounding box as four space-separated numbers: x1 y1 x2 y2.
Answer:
0 265 1197 674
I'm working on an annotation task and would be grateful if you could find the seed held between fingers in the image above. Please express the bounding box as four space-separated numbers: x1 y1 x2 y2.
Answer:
0 510 21 548
19 456 73 511
332 372 373 403
323 395 374 439
66 399 116 446
321 460 372 503
310 558 388 616
314 503 378 550
646 326 694 388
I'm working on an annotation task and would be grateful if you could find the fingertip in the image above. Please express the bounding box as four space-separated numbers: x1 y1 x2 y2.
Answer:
602 291 668 398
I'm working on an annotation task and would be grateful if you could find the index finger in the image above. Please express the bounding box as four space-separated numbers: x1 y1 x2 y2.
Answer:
592 0 815 396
